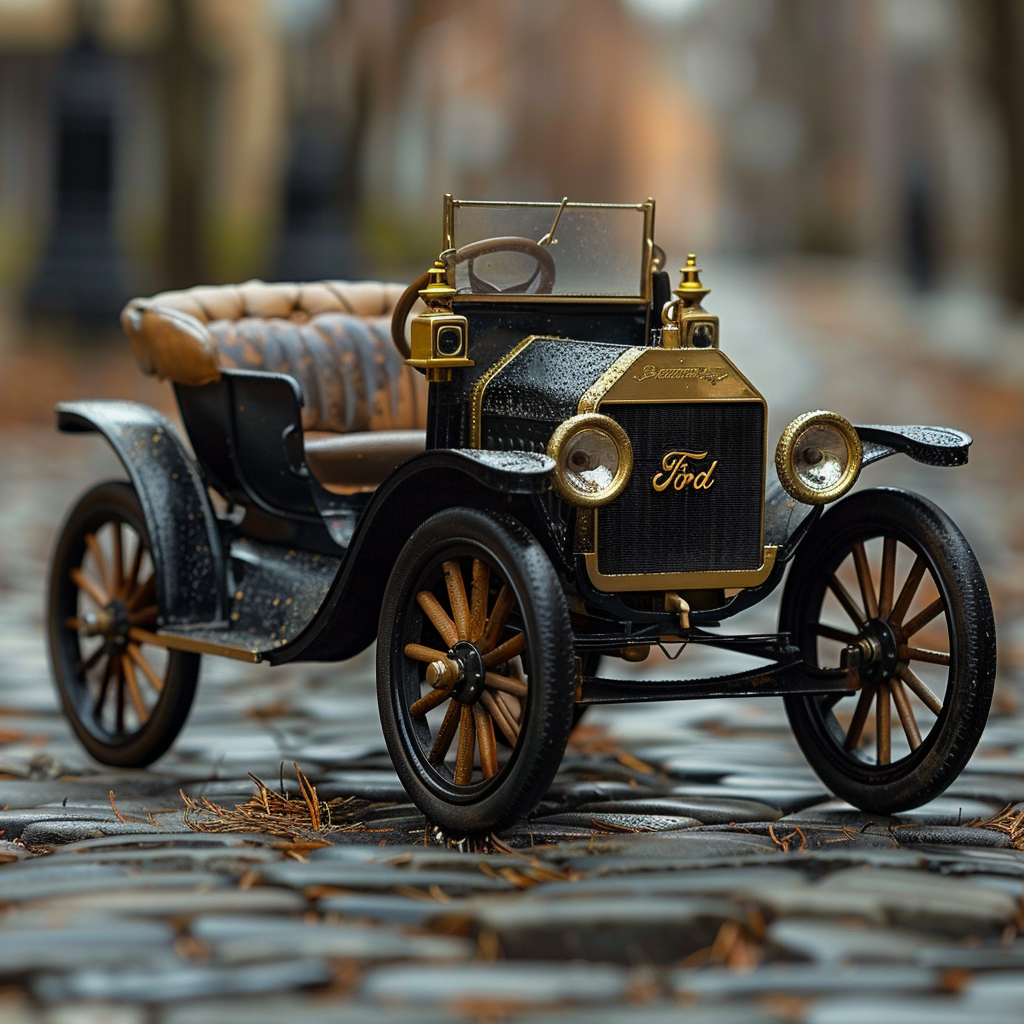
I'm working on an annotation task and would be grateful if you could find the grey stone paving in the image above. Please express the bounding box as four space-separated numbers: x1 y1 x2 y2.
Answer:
2 263 1024 1020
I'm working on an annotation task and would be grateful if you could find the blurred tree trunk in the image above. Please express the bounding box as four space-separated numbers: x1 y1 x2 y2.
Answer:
158 0 207 289
338 0 426 212
981 0 1024 309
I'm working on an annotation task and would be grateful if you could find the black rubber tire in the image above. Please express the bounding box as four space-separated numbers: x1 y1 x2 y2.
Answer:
781 487 996 813
377 507 576 834
48 480 200 767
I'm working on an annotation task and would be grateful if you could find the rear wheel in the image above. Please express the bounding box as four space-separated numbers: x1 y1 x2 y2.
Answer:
782 488 995 812
48 481 200 767
377 508 575 834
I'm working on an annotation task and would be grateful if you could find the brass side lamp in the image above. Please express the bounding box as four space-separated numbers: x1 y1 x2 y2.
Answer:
407 259 473 382
661 254 719 350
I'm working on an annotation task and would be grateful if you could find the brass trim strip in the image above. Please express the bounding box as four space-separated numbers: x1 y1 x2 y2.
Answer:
578 348 647 414
641 198 655 302
128 627 262 663
451 295 652 306
599 396 764 405
574 509 595 553
584 546 777 593
468 335 540 448
451 199 648 211
443 192 454 250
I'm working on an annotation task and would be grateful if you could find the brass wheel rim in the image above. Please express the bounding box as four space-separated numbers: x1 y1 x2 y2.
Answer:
65 519 168 738
804 533 951 767
403 556 528 788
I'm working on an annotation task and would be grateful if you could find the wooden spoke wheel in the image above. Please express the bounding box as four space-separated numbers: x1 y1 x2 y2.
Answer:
48 481 199 767
378 508 575 834
782 488 995 813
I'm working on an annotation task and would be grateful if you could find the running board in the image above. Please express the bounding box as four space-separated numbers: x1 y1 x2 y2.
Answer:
126 535 341 664
578 661 855 704
129 628 266 663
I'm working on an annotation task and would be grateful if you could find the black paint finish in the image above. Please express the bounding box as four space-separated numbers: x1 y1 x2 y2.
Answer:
599 402 765 574
429 303 649 449
481 338 631 438
855 424 972 466
173 381 241 503
56 400 225 625
272 449 554 664
764 463 822 561
159 536 341 656
222 369 320 519
579 661 852 704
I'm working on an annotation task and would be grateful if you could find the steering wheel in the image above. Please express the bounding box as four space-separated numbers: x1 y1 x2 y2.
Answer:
390 237 557 359
456 236 556 296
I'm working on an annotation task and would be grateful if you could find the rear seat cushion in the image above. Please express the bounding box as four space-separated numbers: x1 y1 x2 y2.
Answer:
120 279 427 435
303 429 426 491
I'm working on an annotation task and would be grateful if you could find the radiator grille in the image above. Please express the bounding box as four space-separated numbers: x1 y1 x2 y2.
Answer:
596 402 765 576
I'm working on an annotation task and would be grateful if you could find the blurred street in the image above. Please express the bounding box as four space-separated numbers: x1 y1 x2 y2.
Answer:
3 261 1024 1021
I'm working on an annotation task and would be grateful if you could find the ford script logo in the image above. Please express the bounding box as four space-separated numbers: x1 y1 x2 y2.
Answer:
652 451 718 492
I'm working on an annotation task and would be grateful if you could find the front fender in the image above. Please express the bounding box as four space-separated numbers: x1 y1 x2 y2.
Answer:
766 423 973 562
856 424 972 467
57 400 225 625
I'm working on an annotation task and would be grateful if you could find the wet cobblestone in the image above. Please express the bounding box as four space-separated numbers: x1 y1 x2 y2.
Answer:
2 263 1024 1020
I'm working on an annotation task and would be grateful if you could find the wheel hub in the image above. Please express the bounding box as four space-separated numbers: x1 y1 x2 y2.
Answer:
450 641 485 705
81 599 129 645
856 617 900 683
79 609 113 638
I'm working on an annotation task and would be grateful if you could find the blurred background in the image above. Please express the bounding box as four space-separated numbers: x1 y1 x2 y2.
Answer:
0 0 1022 362
3 0 1024 762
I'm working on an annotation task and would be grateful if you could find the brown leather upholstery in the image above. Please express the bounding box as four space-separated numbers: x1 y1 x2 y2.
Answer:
304 429 426 490
121 279 427 434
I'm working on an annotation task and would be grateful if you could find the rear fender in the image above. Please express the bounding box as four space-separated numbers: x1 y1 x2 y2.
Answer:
57 400 225 625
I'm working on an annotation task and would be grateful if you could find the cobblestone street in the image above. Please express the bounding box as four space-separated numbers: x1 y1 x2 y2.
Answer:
2 262 1024 1022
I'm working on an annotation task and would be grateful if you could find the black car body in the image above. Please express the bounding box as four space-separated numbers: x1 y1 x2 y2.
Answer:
48 196 996 832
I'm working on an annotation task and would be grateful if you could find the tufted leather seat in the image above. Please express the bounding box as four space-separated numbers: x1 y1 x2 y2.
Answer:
120 280 427 491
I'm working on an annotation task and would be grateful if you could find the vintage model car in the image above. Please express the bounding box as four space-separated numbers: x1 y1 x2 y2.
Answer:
48 197 996 833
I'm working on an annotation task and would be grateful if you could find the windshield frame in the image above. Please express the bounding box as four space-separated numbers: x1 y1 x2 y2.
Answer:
442 195 655 305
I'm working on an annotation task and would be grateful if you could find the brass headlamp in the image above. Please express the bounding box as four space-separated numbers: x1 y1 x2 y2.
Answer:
775 410 863 505
547 413 633 507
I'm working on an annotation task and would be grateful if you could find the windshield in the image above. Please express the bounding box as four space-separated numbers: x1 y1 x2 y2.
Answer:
446 198 652 300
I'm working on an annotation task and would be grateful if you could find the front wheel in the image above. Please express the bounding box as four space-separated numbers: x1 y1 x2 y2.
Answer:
377 508 576 834
782 487 995 813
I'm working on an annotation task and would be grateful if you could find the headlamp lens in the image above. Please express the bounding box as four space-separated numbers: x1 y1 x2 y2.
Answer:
562 428 620 497
793 424 849 492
